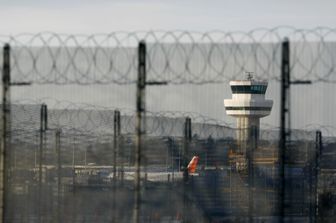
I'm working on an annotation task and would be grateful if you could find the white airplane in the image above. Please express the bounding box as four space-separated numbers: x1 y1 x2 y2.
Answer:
111 156 200 182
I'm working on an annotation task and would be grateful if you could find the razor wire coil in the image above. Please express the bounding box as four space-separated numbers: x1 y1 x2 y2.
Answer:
0 27 335 84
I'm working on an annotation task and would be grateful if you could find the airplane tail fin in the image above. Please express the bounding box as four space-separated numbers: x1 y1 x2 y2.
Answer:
187 156 199 173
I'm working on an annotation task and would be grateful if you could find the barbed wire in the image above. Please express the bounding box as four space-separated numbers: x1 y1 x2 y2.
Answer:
10 99 234 138
0 28 334 223
0 27 335 84
7 99 327 147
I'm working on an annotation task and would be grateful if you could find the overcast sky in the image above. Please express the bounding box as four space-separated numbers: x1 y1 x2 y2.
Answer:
0 0 335 34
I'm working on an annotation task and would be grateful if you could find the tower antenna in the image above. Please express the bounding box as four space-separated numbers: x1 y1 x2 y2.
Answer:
246 71 254 80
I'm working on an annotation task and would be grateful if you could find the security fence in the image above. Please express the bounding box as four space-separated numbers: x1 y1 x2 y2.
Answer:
4 104 323 222
1 27 336 223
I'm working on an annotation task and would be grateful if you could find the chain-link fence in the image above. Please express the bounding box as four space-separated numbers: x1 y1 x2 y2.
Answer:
1 28 336 223
5 104 321 222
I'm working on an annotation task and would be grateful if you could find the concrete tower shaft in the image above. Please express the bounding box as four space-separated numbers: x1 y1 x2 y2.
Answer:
236 116 260 149
224 79 273 152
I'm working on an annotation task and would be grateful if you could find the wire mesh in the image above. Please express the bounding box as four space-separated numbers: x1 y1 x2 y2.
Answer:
3 102 331 222
1 27 336 222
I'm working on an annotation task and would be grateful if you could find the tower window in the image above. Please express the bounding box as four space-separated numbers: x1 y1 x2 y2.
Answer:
231 85 267 94
225 106 272 111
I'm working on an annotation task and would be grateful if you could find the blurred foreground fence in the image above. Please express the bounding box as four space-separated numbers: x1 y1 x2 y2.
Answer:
0 27 336 84
1 27 336 223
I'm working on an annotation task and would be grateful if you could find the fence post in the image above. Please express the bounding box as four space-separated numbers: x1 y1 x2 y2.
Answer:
1 43 10 223
39 103 47 223
183 117 192 222
279 37 290 223
314 131 322 223
112 109 120 222
248 126 257 223
308 139 313 223
183 117 192 181
55 129 61 223
113 110 121 179
134 40 146 223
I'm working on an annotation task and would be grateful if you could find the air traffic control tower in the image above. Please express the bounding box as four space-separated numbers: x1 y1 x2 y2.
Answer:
224 74 273 153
